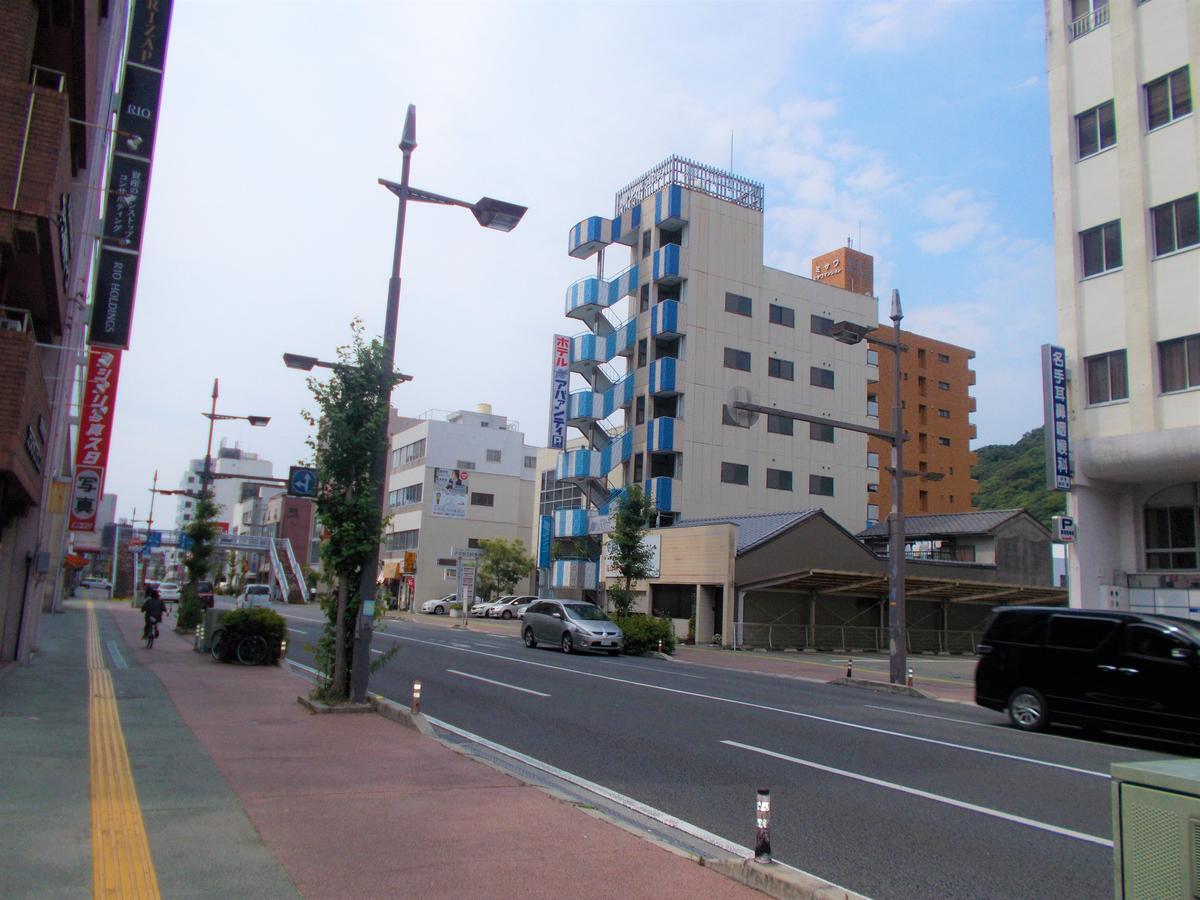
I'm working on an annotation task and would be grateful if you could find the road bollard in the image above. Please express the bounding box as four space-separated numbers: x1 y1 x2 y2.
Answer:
658 639 663 653
755 788 772 863
907 667 914 689
846 658 853 679
412 679 422 714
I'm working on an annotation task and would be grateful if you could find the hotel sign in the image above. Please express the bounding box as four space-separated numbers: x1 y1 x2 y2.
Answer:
1041 344 1071 492
548 334 570 449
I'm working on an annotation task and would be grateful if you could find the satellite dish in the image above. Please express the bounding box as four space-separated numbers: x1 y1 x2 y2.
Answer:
723 386 758 428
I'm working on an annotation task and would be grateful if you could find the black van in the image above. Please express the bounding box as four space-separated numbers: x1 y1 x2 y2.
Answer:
975 606 1200 742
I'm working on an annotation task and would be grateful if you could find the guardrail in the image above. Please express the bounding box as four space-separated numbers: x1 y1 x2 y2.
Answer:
738 624 982 654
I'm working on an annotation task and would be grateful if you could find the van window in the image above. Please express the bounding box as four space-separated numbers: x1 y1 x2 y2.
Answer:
1047 616 1119 650
1124 624 1191 661
985 611 1049 645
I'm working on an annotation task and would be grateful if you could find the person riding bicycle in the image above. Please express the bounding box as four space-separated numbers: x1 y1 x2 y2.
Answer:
141 589 166 641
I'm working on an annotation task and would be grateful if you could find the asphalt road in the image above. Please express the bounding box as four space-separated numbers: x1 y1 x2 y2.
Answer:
260 604 1186 900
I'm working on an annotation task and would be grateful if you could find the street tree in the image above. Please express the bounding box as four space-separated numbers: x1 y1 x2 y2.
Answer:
605 484 657 616
177 490 219 629
476 538 534 600
303 319 405 702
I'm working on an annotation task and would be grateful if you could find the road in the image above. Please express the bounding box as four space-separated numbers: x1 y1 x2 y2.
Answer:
249 602 1185 899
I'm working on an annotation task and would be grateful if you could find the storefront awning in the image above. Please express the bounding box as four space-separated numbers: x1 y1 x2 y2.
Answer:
741 568 1068 605
379 561 404 580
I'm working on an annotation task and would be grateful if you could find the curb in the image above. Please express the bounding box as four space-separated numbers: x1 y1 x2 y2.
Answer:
704 858 867 900
825 676 933 699
296 696 373 715
368 694 437 737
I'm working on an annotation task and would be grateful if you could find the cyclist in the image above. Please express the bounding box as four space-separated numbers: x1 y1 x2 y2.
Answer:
141 588 166 643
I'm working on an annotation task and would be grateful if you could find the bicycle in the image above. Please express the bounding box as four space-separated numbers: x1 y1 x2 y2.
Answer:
143 619 160 649
209 628 271 666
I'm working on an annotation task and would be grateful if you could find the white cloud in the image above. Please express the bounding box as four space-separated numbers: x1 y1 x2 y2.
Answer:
849 0 959 50
915 188 996 254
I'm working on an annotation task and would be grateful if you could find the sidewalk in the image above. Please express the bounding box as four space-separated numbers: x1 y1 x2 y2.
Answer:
0 601 765 899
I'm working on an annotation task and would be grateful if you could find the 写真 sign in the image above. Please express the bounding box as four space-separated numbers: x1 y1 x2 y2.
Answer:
1041 344 1071 492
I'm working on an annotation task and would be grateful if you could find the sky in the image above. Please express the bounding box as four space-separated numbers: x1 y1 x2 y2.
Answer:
104 0 1054 525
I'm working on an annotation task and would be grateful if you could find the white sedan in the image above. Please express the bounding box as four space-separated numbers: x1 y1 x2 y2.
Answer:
237 584 273 609
158 582 181 601
421 595 456 615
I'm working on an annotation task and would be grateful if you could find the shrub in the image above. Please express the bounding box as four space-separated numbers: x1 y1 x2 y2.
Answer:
212 607 287 664
608 586 635 618
616 614 676 656
176 584 202 631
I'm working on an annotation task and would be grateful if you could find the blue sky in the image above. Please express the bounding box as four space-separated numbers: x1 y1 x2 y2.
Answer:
106 0 1053 522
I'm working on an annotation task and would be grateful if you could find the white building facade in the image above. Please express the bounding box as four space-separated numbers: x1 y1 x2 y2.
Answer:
1046 0 1200 612
382 406 538 605
173 445 276 531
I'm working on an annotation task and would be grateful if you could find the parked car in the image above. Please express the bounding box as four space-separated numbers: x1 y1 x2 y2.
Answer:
522 599 623 655
157 582 182 601
193 580 215 609
80 576 111 590
514 599 538 620
488 595 537 619
237 584 273 609
471 596 508 617
975 605 1200 742
421 595 456 615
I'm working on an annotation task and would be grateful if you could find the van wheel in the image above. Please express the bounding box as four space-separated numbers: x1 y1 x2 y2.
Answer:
1008 688 1048 732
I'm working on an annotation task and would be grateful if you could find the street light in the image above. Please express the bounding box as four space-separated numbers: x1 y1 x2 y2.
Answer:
198 377 270 506
345 103 526 704
832 288 908 687
282 352 413 381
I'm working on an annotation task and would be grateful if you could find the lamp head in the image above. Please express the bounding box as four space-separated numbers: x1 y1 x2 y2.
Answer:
471 197 527 232
247 416 271 427
890 288 903 322
830 321 870 346
283 352 318 372
400 104 417 153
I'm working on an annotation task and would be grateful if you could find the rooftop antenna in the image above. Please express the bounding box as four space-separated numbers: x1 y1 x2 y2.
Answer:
847 234 853 249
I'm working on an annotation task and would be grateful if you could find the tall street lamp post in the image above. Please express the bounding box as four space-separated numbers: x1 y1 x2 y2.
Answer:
347 104 526 704
199 377 270 500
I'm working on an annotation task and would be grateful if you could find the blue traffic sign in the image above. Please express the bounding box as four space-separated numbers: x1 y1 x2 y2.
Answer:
288 465 318 499
146 530 162 547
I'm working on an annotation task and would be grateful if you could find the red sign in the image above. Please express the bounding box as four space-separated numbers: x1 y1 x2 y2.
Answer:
69 348 122 532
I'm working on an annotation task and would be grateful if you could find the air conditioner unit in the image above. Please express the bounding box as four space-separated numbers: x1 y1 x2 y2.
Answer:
0 318 25 333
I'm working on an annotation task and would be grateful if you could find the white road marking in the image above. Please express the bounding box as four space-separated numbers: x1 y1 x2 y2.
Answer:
722 740 1113 848
376 632 1107 777
288 627 309 635
371 649 384 655
106 640 128 669
865 705 998 728
423 715 861 896
446 669 550 697
613 661 705 679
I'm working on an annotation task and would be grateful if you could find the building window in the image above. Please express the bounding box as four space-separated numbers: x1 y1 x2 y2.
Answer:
938 409 951 419
720 462 749 485
524 455 537 469
1069 0 1109 40
633 453 643 483
809 475 834 496
867 504 879 523
937 352 951 364
1080 221 1122 277
1086 350 1129 404
725 292 752 317
635 395 646 425
639 284 650 312
641 231 652 258
1151 194 1199 256
455 460 476 470
389 483 423 507
938 436 951 447
1146 66 1192 131
470 492 494 507
724 347 751 372
867 452 879 469
810 367 835 389
769 303 795 327
384 529 419 551
638 338 647 368
867 349 878 366
1076 100 1116 158
766 468 793 491
868 483 878 493
938 380 950 391
1145 505 1198 570
809 422 835 443
394 438 426 467
768 358 794 380
1159 334 1200 393
867 395 879 417
810 314 834 337
767 414 793 436
486 449 502 463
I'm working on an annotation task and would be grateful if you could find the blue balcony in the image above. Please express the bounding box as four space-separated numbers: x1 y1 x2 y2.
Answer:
649 299 680 339
567 374 634 427
645 477 680 513
645 416 679 453
652 243 684 285
569 319 636 377
565 263 639 318
553 507 590 539
557 430 634 483
567 207 642 259
654 184 686 228
648 356 680 396
551 558 600 590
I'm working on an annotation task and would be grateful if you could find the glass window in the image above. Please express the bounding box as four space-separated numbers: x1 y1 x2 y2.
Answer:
937 352 951 364
810 367 835 389
633 453 643 483
724 347 751 371
866 504 879 523
938 380 950 391
766 468 793 491
1080 220 1122 276
1124 624 1191 661
867 349 879 366
637 338 647 368
1146 66 1192 130
769 303 795 327
720 462 749 485
1159 334 1200 393
809 422 834 443
1047 615 1119 650
641 231 652 259
635 395 646 425
486 449 502 463
1145 505 1198 570
809 475 834 496
768 358 794 380
986 610 1049 645
867 452 879 469
1076 100 1116 159
938 436 951 446
470 492 494 507
767 414 793 436
810 314 834 337
1085 350 1129 404
639 284 650 312
725 292 753 317
1151 194 1199 256
524 455 537 468
938 409 951 418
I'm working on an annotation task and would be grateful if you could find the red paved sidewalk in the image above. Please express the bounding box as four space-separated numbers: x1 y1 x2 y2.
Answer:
110 605 759 900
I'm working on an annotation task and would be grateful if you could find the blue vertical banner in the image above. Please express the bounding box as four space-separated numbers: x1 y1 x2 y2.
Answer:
537 515 553 568
1041 344 1071 491
548 334 570 449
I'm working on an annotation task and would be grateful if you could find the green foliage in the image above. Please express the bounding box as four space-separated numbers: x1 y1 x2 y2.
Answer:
183 491 219 583
606 485 658 613
607 585 635 618
176 583 202 631
301 319 405 701
973 426 1066 531
616 614 676 656
476 538 534 599
212 607 287 664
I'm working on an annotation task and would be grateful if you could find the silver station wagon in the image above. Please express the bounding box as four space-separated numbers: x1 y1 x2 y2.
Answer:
522 600 623 656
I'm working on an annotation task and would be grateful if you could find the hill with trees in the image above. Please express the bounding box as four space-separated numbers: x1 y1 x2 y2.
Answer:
972 426 1066 531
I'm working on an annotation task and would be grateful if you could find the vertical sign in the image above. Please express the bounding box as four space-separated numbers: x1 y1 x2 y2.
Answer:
537 514 553 568
88 0 174 349
548 334 570 449
69 349 123 531
1041 344 1071 491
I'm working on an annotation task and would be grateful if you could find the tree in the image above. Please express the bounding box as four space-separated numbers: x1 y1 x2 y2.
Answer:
476 538 534 600
177 490 219 630
303 319 404 702
973 426 1066 531
605 485 657 616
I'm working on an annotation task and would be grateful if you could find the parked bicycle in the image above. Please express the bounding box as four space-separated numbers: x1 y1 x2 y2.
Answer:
209 628 271 666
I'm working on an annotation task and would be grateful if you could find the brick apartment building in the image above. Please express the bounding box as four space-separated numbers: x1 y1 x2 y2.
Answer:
810 245 979 524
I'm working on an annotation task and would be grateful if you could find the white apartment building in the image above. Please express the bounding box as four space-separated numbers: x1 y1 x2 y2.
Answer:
1047 0 1200 612
551 156 877 593
382 406 538 605
173 445 276 531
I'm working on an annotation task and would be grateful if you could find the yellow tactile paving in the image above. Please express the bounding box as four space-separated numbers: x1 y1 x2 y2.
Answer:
86 602 161 899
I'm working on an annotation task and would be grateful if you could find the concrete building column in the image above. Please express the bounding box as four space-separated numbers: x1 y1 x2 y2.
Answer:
695 585 715 644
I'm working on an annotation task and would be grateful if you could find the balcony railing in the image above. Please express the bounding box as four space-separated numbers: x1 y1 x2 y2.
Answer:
1069 4 1109 41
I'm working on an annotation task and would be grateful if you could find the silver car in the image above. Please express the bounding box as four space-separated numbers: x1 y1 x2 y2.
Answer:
522 600 622 655
488 595 536 619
